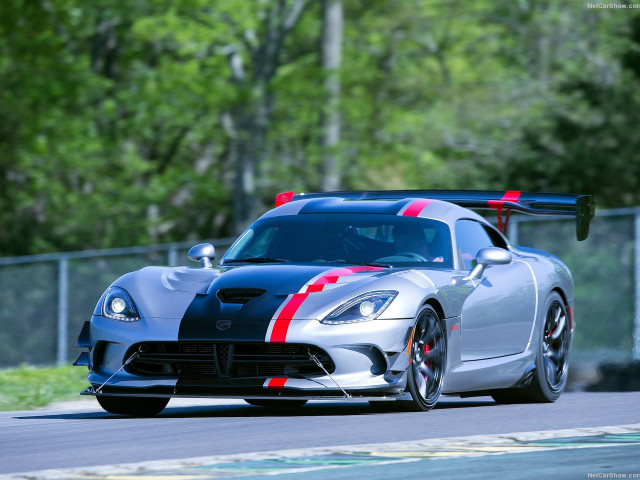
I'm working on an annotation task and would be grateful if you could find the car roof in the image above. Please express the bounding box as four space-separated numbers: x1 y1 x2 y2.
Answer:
261 196 488 226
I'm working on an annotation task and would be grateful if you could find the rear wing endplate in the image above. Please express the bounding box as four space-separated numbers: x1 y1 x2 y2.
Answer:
275 190 596 241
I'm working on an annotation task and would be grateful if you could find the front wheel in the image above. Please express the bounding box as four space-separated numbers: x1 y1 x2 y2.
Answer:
96 395 169 416
405 305 447 411
491 292 571 404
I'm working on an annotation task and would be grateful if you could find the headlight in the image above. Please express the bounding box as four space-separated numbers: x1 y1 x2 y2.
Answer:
102 287 140 322
321 291 398 325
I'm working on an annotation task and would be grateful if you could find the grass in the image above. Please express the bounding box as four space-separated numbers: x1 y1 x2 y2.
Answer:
0 364 89 411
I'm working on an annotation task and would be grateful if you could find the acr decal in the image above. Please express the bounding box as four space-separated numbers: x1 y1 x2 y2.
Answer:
400 199 432 217
450 324 460 332
266 266 383 343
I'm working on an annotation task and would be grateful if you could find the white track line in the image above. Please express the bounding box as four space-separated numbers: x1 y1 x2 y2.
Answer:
5 423 640 479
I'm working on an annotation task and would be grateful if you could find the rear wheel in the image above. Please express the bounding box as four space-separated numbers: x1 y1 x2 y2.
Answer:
244 399 307 408
96 395 169 416
491 292 571 404
404 305 447 411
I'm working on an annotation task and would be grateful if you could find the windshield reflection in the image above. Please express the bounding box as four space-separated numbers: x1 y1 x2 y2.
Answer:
222 213 453 269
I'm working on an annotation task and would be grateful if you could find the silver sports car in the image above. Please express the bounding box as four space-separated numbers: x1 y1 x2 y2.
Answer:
74 190 595 416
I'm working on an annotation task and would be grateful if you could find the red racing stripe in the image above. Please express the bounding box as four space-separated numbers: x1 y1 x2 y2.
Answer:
305 275 340 292
267 378 287 389
302 266 381 293
270 292 309 343
402 199 432 217
488 190 521 210
488 191 521 232
268 266 382 343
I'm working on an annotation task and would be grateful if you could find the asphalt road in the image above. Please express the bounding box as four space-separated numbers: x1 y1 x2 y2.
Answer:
1 392 639 476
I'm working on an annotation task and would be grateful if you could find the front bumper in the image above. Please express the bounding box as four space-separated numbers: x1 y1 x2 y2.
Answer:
76 314 416 398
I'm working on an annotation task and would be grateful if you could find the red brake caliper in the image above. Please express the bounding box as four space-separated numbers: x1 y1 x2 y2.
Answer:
423 344 430 380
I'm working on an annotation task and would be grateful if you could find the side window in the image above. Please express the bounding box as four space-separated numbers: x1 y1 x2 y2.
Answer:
455 220 496 270
482 224 509 250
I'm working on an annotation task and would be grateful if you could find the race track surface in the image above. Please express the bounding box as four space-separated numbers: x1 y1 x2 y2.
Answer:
1 392 639 478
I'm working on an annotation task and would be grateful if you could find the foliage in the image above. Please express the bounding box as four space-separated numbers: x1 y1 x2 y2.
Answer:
0 0 638 256
0 364 88 411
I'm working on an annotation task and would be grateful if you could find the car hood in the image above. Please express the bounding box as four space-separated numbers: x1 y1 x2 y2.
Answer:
112 263 397 342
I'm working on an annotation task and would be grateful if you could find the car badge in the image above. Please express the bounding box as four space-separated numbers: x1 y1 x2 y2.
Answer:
216 320 232 331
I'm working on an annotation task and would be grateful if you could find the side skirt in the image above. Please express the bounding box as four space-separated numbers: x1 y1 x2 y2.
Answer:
442 346 537 394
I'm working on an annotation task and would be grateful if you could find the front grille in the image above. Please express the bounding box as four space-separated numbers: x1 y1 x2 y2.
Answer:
125 342 334 379
217 288 266 304
217 343 230 373
182 343 213 354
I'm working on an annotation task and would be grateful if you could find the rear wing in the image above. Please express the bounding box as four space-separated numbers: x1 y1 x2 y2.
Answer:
275 190 596 241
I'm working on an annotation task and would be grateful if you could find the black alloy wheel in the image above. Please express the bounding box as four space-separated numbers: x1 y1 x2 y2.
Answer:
542 296 571 393
406 305 447 411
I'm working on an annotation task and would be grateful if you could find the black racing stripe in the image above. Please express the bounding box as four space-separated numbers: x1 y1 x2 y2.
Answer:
176 265 335 389
177 291 284 342
177 264 331 342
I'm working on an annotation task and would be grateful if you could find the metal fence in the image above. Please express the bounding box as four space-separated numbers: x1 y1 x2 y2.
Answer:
507 207 640 364
0 239 235 367
0 207 638 368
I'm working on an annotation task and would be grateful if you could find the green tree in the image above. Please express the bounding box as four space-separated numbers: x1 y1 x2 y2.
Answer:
0 1 639 257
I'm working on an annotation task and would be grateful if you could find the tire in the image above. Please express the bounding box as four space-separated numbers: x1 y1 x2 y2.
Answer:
491 292 571 404
96 395 169 416
244 399 308 408
402 305 447 411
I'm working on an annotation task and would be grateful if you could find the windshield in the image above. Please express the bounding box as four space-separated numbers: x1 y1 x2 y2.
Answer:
222 213 453 268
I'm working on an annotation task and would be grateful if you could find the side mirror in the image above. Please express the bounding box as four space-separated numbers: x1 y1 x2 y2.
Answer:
188 243 216 268
464 247 511 281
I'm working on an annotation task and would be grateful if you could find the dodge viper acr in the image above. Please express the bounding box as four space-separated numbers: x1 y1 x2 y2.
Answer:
74 190 595 416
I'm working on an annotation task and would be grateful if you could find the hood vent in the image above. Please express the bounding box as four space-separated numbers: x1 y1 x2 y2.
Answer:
217 288 266 304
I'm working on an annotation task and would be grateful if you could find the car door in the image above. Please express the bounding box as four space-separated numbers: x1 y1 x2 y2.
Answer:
456 219 537 361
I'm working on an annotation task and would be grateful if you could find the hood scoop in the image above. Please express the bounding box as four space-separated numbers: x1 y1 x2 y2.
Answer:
217 288 266 305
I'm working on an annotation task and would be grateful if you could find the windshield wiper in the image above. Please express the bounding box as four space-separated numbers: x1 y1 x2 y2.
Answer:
223 257 291 264
329 259 392 268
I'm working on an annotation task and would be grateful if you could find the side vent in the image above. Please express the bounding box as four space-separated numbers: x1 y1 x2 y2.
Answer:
217 288 266 305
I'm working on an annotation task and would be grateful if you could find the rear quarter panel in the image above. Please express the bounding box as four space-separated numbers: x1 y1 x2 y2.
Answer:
511 246 575 347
